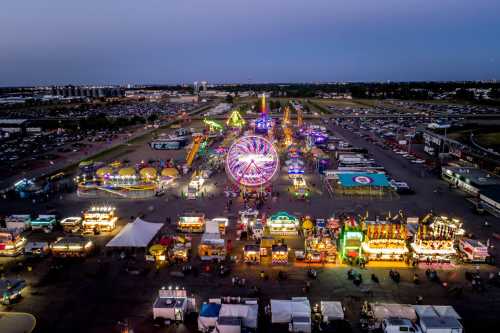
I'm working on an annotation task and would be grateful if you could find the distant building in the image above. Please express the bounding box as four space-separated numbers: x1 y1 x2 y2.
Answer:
442 166 500 212
51 86 124 98
168 95 199 103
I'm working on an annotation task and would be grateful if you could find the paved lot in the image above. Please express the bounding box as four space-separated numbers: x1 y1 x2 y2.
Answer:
0 117 499 333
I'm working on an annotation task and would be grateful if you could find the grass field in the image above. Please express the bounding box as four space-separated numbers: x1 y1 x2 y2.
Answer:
475 132 500 151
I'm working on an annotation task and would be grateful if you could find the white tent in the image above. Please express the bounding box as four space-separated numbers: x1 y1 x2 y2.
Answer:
320 301 344 322
219 304 258 328
106 218 163 248
271 299 292 323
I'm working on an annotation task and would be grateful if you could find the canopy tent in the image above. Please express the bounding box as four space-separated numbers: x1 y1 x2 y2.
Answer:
320 301 344 322
371 303 416 321
219 304 258 329
412 305 461 320
216 317 241 333
271 298 311 324
106 218 163 248
198 303 221 332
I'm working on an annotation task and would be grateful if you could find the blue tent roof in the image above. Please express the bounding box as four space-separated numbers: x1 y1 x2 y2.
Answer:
200 303 221 317
338 173 390 187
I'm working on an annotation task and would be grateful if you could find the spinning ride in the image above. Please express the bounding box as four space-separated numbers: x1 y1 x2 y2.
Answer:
226 135 279 188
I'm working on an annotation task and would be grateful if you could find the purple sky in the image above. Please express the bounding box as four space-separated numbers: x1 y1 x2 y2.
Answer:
1 0 499 86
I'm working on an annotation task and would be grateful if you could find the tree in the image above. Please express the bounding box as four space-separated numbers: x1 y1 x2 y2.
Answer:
225 94 234 104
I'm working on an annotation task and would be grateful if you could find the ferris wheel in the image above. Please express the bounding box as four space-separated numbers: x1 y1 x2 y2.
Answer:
226 135 279 187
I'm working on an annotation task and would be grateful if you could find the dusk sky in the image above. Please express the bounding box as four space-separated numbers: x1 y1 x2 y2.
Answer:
1 0 500 86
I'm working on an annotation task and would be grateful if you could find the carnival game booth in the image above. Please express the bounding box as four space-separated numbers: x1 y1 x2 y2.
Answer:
50 236 94 258
60 216 82 233
210 217 229 236
271 298 312 333
5 215 31 231
361 220 409 261
292 176 310 199
304 236 337 263
243 244 261 264
272 244 289 265
0 229 27 256
177 212 205 233
31 215 57 232
458 238 491 263
332 172 392 196
82 206 117 233
339 220 364 261
268 212 299 236
410 215 463 262
153 287 196 322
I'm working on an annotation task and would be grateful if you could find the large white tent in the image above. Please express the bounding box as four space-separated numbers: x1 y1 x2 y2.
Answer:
106 218 163 248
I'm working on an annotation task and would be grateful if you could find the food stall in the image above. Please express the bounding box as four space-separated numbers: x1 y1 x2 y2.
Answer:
361 221 409 261
60 216 82 233
82 206 117 233
149 244 167 262
410 215 462 262
304 236 337 263
177 212 205 233
243 244 261 264
0 229 27 256
458 238 490 263
259 237 275 256
24 241 50 257
50 236 94 257
268 211 299 235
198 234 226 261
5 215 31 231
271 244 289 264
31 214 57 232
153 288 195 322
238 209 259 229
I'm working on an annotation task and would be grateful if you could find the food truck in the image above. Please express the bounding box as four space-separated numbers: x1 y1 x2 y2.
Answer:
5 215 31 231
60 216 83 233
31 214 57 232
51 236 94 258
410 216 462 262
82 206 117 233
244 244 261 264
458 238 490 263
305 236 337 263
210 217 229 236
177 212 205 233
198 233 226 261
153 288 196 322
0 229 27 256
362 221 409 261
268 211 299 235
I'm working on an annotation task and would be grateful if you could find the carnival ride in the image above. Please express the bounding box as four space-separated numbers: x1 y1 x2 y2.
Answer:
186 134 205 168
226 135 279 188
226 110 246 128
203 118 224 133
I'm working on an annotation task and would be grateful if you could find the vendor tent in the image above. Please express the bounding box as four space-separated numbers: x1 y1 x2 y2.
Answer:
320 301 344 322
371 303 416 321
219 304 258 328
412 305 461 320
106 218 163 248
198 303 221 332
271 300 292 323
216 317 241 333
